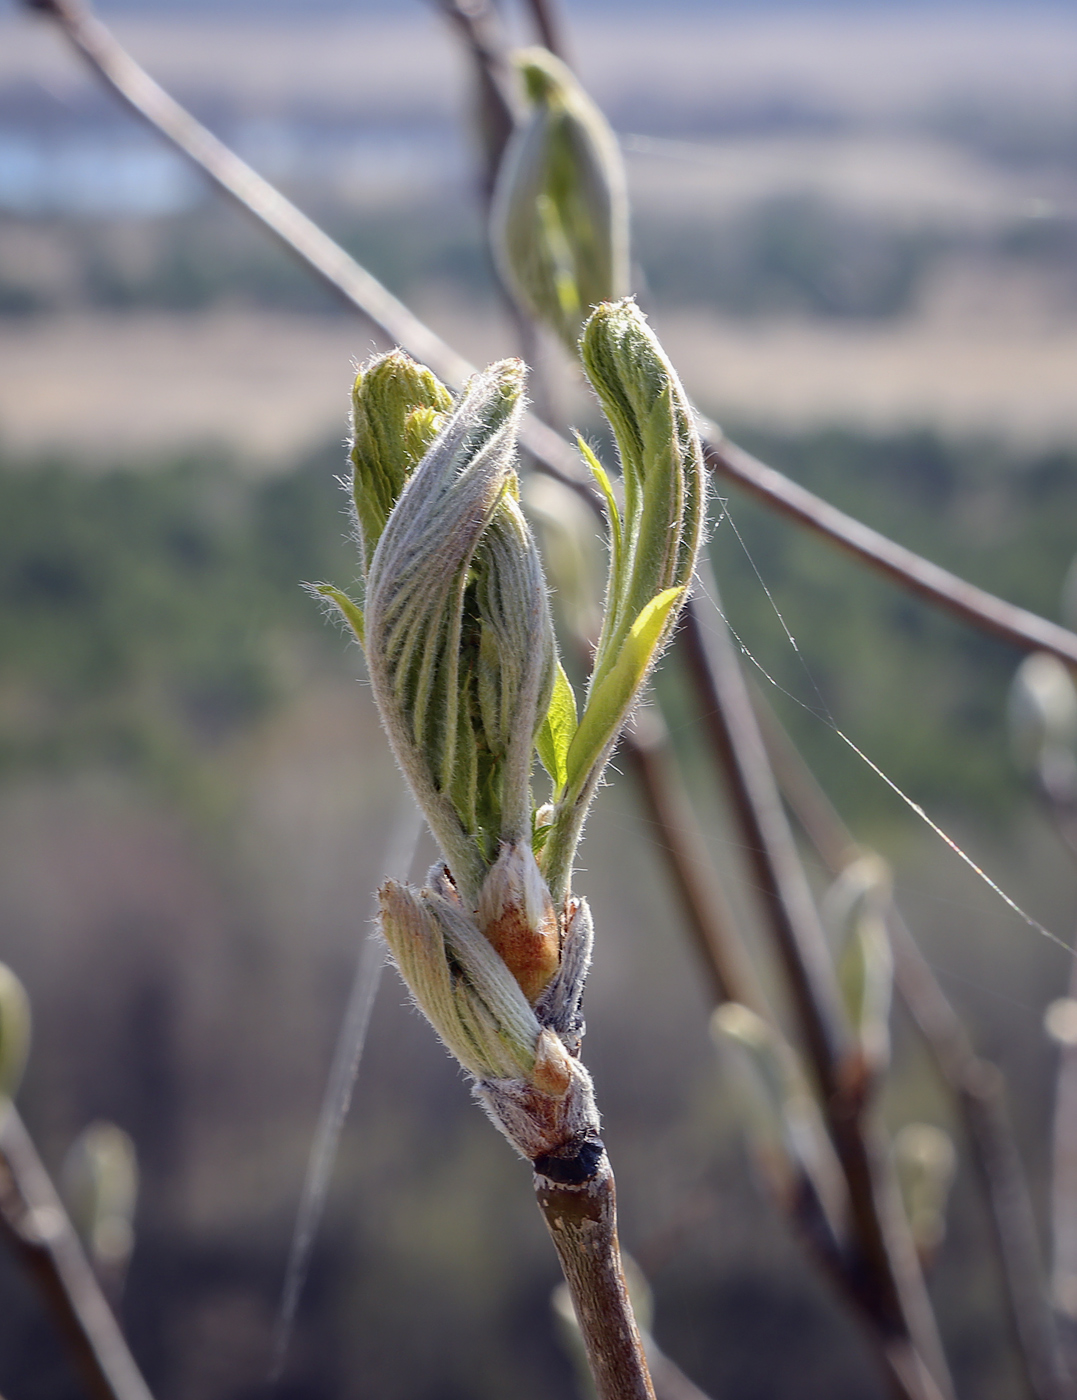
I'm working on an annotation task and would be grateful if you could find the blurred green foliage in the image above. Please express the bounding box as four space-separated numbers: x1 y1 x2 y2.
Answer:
0 447 356 789
0 200 496 318
1 425 1074 834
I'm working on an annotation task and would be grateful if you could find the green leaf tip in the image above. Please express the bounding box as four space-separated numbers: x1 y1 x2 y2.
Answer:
311 584 365 647
540 302 703 902
490 46 629 353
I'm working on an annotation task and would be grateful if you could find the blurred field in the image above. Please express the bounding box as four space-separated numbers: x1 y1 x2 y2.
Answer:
2 273 1077 460
1 4 1077 1399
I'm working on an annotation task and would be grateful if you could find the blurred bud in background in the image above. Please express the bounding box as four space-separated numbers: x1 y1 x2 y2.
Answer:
1044 998 1077 1049
490 47 628 353
1007 651 1077 807
61 1121 139 1298
893 1123 956 1268
0 962 31 1102
711 1002 845 1246
823 852 894 1094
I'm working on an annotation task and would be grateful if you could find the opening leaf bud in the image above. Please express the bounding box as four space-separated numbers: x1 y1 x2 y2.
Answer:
0 961 31 1101
542 299 704 902
365 359 556 905
379 877 542 1082
490 47 629 353
823 854 894 1083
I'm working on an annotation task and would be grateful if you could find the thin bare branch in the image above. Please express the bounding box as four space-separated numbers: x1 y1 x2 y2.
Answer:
624 710 768 1013
754 687 1073 1400
25 0 1077 671
0 1104 154 1400
430 0 519 205
679 565 952 1400
1051 953 1077 1378
519 0 571 63
702 429 1077 670
895 924 1073 1400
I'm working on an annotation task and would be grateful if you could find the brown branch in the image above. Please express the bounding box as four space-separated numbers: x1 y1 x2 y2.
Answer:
25 0 1077 672
623 710 767 1013
753 687 1073 1400
678 568 952 1400
622 709 854 1322
535 1153 657 1400
430 0 519 206
702 430 1077 670
894 925 1073 1400
0 1104 154 1400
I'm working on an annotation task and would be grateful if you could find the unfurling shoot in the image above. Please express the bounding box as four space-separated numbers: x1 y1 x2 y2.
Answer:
317 298 700 1175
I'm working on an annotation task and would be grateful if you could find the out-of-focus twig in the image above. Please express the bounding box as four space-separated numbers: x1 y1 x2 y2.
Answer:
1051 950 1077 1376
753 687 1073 1400
430 0 518 205
519 0 570 63
23 0 1077 673
624 709 767 1013
679 564 952 1400
0 1104 154 1400
895 925 1073 1400
700 429 1077 670
1031 771 1077 1376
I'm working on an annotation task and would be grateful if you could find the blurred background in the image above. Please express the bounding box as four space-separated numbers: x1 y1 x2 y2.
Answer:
0 0 1076 1396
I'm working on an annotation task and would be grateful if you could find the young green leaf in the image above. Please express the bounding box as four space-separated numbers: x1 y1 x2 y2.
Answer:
563 586 684 801
536 659 578 794
350 352 453 574
312 584 365 647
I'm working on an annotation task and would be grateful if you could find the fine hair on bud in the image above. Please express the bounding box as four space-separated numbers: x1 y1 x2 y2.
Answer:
364 359 557 905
